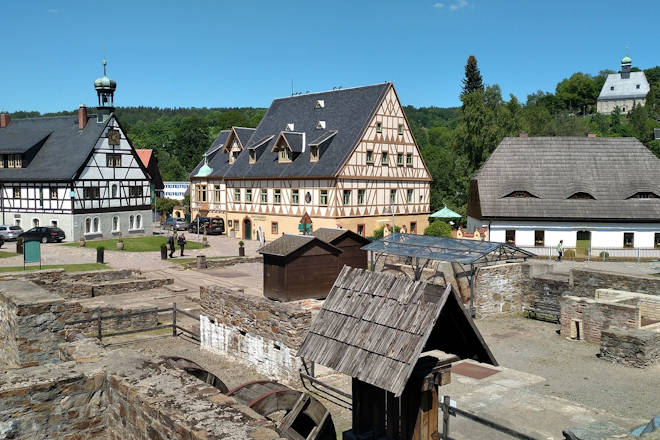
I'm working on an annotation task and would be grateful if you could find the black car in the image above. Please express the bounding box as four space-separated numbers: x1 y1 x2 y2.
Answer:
189 217 224 235
19 227 66 243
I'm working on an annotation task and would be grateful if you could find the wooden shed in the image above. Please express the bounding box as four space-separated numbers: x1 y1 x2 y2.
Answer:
259 234 342 301
312 228 370 271
298 267 497 440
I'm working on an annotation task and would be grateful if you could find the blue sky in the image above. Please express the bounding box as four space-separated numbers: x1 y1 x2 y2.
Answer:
1 0 659 113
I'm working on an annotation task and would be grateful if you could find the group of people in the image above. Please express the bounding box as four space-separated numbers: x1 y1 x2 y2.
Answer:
167 231 187 258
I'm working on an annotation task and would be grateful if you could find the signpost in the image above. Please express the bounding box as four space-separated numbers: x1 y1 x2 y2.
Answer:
23 240 41 270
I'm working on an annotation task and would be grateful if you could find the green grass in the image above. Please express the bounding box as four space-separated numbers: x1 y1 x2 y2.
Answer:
0 250 19 258
0 263 108 273
64 236 208 252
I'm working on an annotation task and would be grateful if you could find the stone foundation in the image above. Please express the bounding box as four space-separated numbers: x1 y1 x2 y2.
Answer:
600 328 660 368
570 269 660 298
184 256 262 270
473 263 531 319
559 296 640 343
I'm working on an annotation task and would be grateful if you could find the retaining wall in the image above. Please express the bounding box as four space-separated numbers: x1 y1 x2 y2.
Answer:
600 328 660 368
559 296 640 343
570 269 660 298
529 273 569 315
473 263 532 318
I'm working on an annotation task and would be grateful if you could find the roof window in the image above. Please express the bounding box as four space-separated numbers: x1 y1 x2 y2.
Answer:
315 100 325 109
504 191 536 198
628 192 659 199
316 120 326 130
286 123 295 131
610 86 614 91
568 192 595 200
636 84 641 89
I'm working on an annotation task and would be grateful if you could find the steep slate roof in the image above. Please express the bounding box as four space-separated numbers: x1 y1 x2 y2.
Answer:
311 227 370 245
297 267 496 396
470 137 660 221
0 115 108 181
258 234 341 257
191 83 390 179
598 71 650 100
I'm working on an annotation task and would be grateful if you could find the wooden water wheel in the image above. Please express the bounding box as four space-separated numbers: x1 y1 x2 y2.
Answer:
163 356 229 393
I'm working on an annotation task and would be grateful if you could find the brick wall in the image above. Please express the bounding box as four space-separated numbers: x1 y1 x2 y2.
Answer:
570 269 660 298
200 285 313 384
559 296 640 343
600 328 660 368
473 263 532 319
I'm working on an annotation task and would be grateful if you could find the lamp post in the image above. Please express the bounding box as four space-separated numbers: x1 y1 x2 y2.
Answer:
384 204 395 234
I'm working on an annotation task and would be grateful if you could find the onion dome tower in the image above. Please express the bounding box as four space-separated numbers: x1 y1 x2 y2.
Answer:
94 59 117 123
195 153 213 177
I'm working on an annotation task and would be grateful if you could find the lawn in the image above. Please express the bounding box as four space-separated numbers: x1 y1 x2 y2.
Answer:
64 236 208 252
0 263 108 273
0 250 19 258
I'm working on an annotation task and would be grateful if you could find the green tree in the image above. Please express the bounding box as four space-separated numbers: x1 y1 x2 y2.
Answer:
217 110 248 130
461 55 484 97
424 220 452 238
172 115 211 174
555 73 600 114
155 197 178 216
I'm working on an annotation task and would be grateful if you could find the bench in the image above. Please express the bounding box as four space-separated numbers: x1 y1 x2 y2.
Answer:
524 306 560 323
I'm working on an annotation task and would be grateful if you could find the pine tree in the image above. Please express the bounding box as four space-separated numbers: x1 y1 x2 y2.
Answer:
461 55 484 97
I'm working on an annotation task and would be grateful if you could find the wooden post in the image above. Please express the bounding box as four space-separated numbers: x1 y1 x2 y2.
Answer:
442 395 450 440
97 309 102 341
172 303 177 337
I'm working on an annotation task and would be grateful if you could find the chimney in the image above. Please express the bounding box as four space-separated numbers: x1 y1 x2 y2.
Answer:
78 105 88 130
587 133 597 138
0 113 10 128
519 132 528 138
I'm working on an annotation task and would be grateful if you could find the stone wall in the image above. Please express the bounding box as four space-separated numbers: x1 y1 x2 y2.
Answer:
61 304 160 334
570 269 660 298
0 292 19 369
559 296 640 343
640 301 660 322
473 263 532 319
529 273 569 315
200 285 313 384
185 256 262 269
600 328 660 368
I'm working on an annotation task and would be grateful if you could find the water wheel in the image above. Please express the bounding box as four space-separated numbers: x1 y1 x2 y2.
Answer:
163 356 229 393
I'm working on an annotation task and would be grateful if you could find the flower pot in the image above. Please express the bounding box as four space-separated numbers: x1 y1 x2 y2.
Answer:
161 246 168 260
79 240 86 248
238 246 245 257
116 242 124 250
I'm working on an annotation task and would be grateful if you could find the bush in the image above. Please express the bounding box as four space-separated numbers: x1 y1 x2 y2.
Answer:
423 221 452 238
563 249 576 258
160 244 168 251
238 240 245 247
97 246 105 252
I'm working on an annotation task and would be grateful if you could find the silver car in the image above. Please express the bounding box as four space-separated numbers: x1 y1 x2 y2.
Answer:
0 225 23 241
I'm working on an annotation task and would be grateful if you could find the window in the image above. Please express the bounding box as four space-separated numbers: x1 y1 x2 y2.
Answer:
39 188 43 207
310 145 319 161
407 189 413 203
111 184 118 198
397 153 404 166
234 188 241 203
534 230 545 247
85 217 91 233
112 216 119 231
271 222 278 235
50 188 58 199
214 187 222 202
249 150 256 163
260 189 268 204
410 222 417 234
292 189 299 205
196 185 207 203
505 230 516 244
274 189 281 204
315 121 326 130
390 189 397 205
279 149 291 162
623 232 634 248
568 192 595 200
381 152 388 166
315 100 325 109
610 86 614 91
129 215 135 230
228 220 233 228
357 224 365 237
106 153 121 168
366 150 373 165
129 186 143 197
343 190 351 205
320 190 328 206
8 154 22 168
84 187 101 199
398 124 403 135
406 153 413 167
655 233 660 249
93 217 100 233
505 191 535 198
636 84 641 89
234 220 240 231
13 187 20 199
629 192 659 199
231 150 240 163
246 189 252 203
357 189 365 205
136 215 142 229
376 122 382 133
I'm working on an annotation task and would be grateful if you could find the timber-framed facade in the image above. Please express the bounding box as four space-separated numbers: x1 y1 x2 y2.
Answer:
191 83 431 241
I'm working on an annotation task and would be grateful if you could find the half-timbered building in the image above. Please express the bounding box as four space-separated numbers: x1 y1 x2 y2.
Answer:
190 83 432 241
0 61 152 241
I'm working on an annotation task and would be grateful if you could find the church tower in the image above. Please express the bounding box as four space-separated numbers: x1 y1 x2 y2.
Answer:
620 54 632 79
94 59 117 123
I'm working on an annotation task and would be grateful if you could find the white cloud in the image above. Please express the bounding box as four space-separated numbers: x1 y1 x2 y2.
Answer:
433 2 445 7
434 0 469 11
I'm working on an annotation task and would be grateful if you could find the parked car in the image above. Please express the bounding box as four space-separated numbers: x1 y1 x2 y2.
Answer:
188 217 225 235
0 225 22 241
162 217 189 231
19 227 66 243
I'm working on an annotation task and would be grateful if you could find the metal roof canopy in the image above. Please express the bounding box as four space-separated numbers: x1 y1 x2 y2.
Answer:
361 234 534 315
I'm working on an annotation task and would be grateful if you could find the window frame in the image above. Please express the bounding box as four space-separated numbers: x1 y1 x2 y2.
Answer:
13 187 20 199
343 190 351 205
366 150 374 165
357 224 365 237
274 189 281 204
376 122 382 133
249 149 256 163
381 152 388 166
406 189 413 203
50 188 58 199
310 145 319 162
292 189 299 205
271 222 278 235
505 230 516 244
398 124 404 135
406 153 413 167
390 189 397 205
397 153 404 167
112 216 119 232
320 190 328 206
260 189 268 204
357 189 365 205
234 188 241 203
623 232 634 248
534 230 545 247
106 153 122 168
245 189 252 203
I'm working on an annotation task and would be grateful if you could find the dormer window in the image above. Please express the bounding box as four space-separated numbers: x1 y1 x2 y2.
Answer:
315 100 325 109
628 192 659 199
568 192 595 200
249 150 256 163
279 148 291 162
310 145 319 162
2 154 23 169
286 123 295 131
229 150 240 164
504 191 536 198
316 121 326 130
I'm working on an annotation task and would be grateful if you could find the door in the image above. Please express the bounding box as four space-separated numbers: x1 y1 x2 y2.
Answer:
576 230 591 258
243 218 251 240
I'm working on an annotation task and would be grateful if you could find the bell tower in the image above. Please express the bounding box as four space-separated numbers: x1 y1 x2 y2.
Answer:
94 59 117 123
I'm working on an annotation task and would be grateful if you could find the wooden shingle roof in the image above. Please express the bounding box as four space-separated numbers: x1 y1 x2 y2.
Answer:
258 234 341 258
297 266 496 396
311 228 370 246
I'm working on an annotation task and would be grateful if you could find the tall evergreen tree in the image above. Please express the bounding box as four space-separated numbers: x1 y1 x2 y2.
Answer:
461 55 484 97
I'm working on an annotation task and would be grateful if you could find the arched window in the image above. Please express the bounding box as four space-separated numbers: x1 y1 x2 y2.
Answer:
112 216 119 231
129 215 135 230
568 192 595 200
93 217 100 232
111 184 118 198
628 192 659 199
85 217 91 233
136 215 142 229
504 191 537 198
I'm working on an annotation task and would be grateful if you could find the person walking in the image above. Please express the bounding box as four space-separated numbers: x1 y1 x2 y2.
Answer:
168 232 176 258
178 233 186 257
556 239 564 262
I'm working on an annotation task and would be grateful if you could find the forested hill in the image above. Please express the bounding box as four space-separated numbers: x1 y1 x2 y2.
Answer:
9 62 660 216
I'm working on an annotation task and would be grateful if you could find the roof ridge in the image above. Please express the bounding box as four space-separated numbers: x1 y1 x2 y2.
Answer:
272 82 391 101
